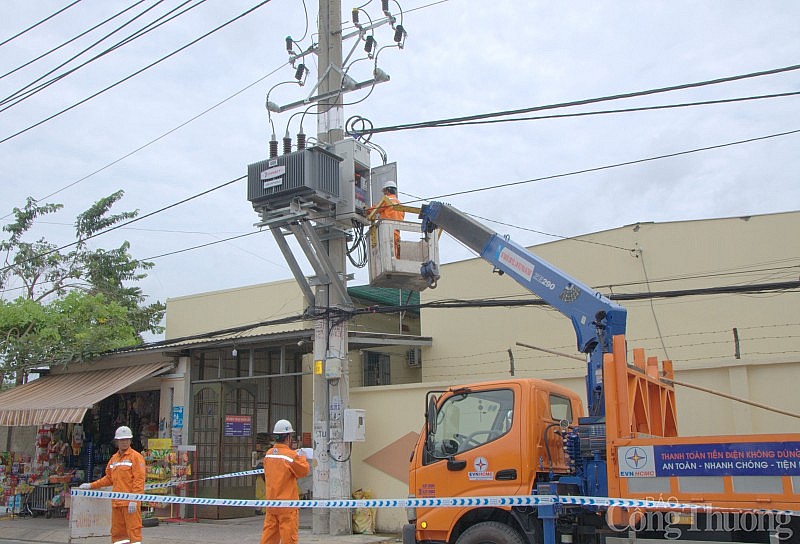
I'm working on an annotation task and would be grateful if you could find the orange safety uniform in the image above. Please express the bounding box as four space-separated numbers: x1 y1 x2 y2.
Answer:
90 447 146 544
369 193 405 258
259 442 310 544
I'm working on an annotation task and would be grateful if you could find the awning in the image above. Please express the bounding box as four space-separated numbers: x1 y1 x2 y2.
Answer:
0 362 173 426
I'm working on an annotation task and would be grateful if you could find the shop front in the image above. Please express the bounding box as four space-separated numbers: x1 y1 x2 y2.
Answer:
0 359 177 518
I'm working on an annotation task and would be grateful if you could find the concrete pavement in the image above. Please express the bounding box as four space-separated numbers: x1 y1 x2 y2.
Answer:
0 511 399 544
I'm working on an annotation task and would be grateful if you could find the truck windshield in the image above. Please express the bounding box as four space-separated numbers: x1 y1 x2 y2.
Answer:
429 388 514 458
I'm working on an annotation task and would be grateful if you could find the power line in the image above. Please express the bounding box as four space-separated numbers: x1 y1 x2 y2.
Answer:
1 62 286 216
0 0 448 216
0 1 147 81
407 91 800 130
5 125 796 278
1 0 173 108
0 0 82 48
120 282 800 353
2 0 215 112
0 0 274 145
406 128 800 204
0 175 245 275
143 231 260 260
360 63 800 135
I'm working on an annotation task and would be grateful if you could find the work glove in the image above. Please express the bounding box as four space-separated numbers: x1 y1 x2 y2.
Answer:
78 483 91 490
128 501 137 514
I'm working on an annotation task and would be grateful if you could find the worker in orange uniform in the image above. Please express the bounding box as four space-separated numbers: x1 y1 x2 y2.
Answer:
259 419 310 544
368 180 405 258
78 425 146 544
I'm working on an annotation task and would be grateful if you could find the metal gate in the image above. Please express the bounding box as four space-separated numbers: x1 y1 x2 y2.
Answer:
191 382 257 519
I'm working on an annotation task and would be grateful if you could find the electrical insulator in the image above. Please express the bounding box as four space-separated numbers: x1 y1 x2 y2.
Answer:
294 63 306 82
352 8 359 25
285 36 293 53
382 0 389 12
393 24 405 43
297 132 306 150
269 136 278 158
364 35 375 54
283 136 292 155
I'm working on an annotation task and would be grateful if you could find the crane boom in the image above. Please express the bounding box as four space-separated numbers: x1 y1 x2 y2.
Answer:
419 201 627 416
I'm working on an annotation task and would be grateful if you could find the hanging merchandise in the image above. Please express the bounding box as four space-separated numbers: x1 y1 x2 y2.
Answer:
71 424 84 456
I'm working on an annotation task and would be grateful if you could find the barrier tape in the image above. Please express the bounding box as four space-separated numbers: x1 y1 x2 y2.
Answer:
144 468 263 490
86 467 800 517
70 489 800 517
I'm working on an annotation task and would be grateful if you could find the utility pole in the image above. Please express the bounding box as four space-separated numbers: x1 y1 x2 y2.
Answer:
313 0 351 536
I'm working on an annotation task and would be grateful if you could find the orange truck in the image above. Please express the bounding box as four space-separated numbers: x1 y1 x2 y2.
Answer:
401 202 800 544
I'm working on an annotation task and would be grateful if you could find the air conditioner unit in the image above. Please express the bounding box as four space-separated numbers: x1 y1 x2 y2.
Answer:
407 347 422 368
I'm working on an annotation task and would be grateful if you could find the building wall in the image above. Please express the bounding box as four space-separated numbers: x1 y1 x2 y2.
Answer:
165 279 308 339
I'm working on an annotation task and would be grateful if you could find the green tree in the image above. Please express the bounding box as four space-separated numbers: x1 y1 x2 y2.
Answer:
0 191 165 386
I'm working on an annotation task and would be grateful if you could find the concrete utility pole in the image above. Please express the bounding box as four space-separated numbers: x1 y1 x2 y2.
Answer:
312 0 351 536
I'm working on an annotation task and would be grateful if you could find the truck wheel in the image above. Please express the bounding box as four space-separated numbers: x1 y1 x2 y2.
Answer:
455 521 525 544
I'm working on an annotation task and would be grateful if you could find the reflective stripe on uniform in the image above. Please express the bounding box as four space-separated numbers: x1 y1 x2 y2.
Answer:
265 453 295 463
109 460 134 468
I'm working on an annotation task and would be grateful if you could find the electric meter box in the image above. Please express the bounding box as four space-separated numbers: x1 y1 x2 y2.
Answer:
247 147 341 211
325 357 344 380
332 138 371 224
343 408 366 442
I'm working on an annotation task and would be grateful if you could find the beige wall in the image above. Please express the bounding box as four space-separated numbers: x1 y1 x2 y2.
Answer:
165 279 308 339
417 211 800 431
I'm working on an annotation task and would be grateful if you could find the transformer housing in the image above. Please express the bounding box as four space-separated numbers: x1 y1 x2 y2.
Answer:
247 147 341 211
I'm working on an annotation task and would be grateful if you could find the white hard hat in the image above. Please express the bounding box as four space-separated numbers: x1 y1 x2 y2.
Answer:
382 180 397 190
273 419 294 434
114 426 133 440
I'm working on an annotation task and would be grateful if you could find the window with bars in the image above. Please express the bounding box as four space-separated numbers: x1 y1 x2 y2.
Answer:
362 351 391 386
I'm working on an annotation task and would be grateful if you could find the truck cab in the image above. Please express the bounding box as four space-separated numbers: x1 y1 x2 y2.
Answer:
407 378 583 544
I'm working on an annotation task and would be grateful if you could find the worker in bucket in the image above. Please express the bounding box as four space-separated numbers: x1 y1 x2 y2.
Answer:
78 425 146 544
259 419 310 544
368 180 405 258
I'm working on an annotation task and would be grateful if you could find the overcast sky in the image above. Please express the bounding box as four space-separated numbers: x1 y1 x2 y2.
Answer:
1 0 799 338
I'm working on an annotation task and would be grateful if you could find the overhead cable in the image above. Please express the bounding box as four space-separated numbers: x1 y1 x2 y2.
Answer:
0 0 82 48
360 63 800 135
0 0 274 145
407 91 800 130
0 1 147 81
1 0 172 108
5 125 797 274
0 175 245 275
1 62 287 216
406 128 800 204
121 281 800 353
2 0 211 111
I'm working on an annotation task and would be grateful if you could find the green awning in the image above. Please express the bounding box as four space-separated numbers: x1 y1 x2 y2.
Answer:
347 285 419 312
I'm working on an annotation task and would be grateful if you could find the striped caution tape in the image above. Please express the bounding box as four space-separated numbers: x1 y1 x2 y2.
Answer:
144 468 263 490
70 489 800 517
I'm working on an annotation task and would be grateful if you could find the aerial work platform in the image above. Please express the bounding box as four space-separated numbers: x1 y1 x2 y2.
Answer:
367 218 439 292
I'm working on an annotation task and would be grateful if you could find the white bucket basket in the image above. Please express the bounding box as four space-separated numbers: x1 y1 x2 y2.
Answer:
367 219 439 291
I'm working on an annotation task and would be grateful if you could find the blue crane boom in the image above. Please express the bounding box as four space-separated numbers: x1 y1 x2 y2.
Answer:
419 201 627 416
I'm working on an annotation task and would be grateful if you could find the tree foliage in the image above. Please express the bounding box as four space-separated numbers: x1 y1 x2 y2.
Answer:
0 191 165 385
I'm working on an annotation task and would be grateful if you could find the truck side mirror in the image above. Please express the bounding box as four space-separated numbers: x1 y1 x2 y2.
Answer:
447 458 466 471
426 395 438 435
